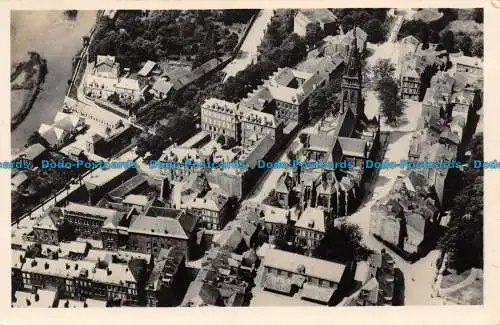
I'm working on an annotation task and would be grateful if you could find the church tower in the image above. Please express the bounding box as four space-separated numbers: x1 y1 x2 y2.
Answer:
341 27 363 118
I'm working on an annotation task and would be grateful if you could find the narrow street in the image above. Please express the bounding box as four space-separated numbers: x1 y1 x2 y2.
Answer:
222 9 274 82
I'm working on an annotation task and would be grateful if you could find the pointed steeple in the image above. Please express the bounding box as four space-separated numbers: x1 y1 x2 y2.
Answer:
345 26 362 79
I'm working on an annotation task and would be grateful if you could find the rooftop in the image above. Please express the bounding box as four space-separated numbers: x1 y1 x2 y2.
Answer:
295 207 325 233
123 194 149 207
264 248 346 283
128 214 189 240
298 9 338 24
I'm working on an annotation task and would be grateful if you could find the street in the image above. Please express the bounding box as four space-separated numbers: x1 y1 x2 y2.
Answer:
222 9 274 82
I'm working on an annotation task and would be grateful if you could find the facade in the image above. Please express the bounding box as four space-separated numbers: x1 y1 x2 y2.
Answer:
201 98 241 141
63 203 123 240
145 246 186 307
455 56 483 76
127 207 199 258
294 207 326 251
20 256 144 305
187 190 230 230
33 208 63 245
400 63 421 101
93 55 120 79
262 248 347 299
240 109 283 147
293 9 338 37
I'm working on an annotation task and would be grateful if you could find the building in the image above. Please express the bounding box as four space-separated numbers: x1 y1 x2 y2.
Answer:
150 78 173 99
240 109 283 147
14 143 47 166
12 249 26 292
145 245 186 307
262 248 347 300
187 190 230 230
38 123 69 150
293 9 338 37
400 60 421 101
33 207 64 245
115 77 146 102
294 207 326 251
127 207 199 258
63 203 124 240
455 56 483 76
201 98 241 141
241 67 327 126
93 55 120 79
53 112 85 135
295 52 345 80
138 60 158 77
19 256 145 305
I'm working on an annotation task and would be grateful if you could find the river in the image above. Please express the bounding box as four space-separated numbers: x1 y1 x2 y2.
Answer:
10 10 97 155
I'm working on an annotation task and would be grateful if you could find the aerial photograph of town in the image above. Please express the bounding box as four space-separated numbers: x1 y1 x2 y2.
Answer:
9 8 483 307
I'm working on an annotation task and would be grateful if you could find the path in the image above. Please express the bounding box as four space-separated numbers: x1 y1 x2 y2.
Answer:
222 9 274 82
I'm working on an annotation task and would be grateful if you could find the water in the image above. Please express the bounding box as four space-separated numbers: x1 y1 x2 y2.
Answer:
11 10 97 155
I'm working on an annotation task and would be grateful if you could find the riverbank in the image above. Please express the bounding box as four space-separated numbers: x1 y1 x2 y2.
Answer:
11 52 48 131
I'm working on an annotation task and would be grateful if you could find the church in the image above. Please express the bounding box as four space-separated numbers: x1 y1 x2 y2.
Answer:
272 27 380 221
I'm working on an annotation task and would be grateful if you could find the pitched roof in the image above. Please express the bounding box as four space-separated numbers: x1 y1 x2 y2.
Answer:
122 194 149 207
128 213 189 240
338 137 366 158
116 78 141 91
16 143 46 161
96 55 116 67
11 172 29 188
455 56 483 69
264 248 346 283
188 190 229 211
213 228 245 250
152 78 173 94
298 9 337 24
301 283 336 303
138 60 157 77
34 207 63 231
295 207 325 233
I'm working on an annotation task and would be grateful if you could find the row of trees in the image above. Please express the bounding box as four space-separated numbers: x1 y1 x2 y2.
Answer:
438 134 483 272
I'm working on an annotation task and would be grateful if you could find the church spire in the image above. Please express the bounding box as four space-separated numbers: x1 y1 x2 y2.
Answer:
345 25 362 80
340 25 363 118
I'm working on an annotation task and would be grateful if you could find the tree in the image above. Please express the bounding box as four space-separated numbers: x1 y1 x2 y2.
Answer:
305 22 324 49
313 222 372 262
429 30 440 44
439 30 455 53
278 33 307 67
223 32 239 52
371 59 396 90
438 133 483 272
299 133 308 145
456 35 473 56
378 77 405 123
216 135 225 146
26 131 50 150
471 38 483 58
473 8 483 23
308 84 337 120
341 15 354 33
365 18 385 43
286 150 296 161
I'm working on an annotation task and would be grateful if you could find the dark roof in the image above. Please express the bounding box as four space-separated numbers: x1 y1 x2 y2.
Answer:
17 143 47 161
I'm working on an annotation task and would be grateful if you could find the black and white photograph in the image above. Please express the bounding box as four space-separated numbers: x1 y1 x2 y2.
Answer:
9 8 484 308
